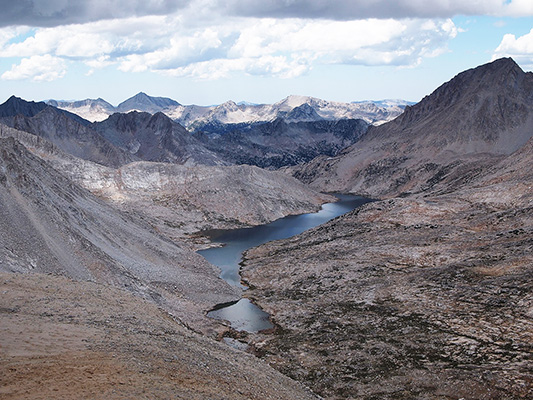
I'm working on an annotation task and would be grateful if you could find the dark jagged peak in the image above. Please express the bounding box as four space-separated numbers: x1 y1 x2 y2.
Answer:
0 95 48 118
147 111 174 130
102 110 153 129
93 109 222 165
0 96 91 126
96 110 189 145
92 111 153 148
372 57 533 156
116 92 180 113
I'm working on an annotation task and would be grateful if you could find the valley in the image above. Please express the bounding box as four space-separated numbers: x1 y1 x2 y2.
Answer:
0 58 531 399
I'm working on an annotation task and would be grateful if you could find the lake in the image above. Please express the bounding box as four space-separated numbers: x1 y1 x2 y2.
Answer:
198 194 372 333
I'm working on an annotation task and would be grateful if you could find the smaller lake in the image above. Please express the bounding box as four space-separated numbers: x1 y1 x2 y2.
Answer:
198 194 372 333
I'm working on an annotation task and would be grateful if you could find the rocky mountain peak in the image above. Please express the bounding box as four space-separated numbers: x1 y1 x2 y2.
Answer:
82 97 115 109
292 57 533 196
275 95 313 111
396 58 533 137
117 92 180 113
0 96 48 118
103 110 152 131
283 103 322 122
1 96 90 127
147 111 174 131
219 100 239 110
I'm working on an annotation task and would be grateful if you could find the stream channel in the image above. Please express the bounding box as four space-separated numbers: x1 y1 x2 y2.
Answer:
198 194 372 333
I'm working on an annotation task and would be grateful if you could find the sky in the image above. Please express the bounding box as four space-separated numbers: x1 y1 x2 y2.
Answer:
0 0 533 106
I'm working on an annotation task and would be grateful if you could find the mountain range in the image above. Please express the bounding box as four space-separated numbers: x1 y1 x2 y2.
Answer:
47 93 412 126
2 95 373 169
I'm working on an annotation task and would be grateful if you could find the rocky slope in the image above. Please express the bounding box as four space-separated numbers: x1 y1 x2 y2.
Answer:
243 187 532 399
234 59 533 399
242 140 533 400
193 118 369 169
0 272 319 400
92 111 225 166
0 136 239 333
292 58 533 197
47 158 333 244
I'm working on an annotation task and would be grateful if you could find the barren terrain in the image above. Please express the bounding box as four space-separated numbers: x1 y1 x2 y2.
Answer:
0 272 319 400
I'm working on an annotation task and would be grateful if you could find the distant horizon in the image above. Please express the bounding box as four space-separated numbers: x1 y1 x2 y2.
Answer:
1 2 533 106
5 92 418 108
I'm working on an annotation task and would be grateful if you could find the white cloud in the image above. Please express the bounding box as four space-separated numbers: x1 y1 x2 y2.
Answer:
85 55 115 69
56 33 115 58
0 26 31 48
119 28 225 72
1 54 67 82
0 25 120 59
493 29 533 69
0 6 459 81
115 17 458 78
161 55 310 79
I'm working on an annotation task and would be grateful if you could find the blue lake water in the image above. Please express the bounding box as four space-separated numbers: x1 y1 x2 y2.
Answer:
198 194 372 333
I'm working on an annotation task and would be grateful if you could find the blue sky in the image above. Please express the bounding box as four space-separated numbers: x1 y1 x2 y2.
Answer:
0 1 532 106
